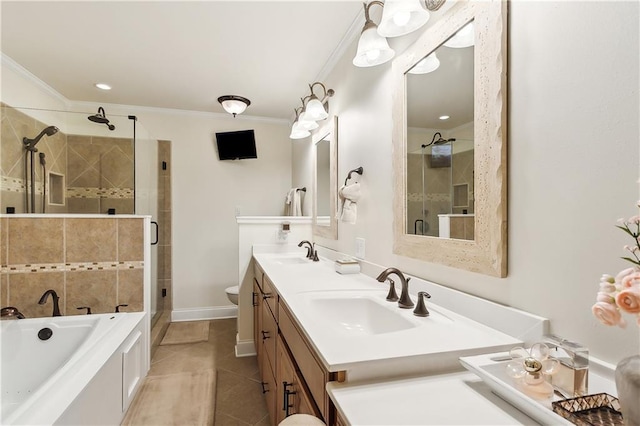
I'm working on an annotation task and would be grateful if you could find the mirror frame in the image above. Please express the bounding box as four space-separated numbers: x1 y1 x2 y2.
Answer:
392 0 507 277
312 115 338 240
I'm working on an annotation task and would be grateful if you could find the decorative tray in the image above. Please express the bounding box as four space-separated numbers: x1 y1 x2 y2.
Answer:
459 352 573 425
552 393 623 426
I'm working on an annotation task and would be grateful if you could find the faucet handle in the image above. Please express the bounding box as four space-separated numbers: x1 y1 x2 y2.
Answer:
115 304 129 313
385 279 399 302
413 291 431 317
77 306 92 315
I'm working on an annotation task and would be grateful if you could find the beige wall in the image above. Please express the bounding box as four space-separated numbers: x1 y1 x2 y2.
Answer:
294 1 640 364
0 216 144 317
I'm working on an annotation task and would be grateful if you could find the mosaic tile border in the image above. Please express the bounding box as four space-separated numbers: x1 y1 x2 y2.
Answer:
1 260 144 274
67 187 134 199
1 176 43 194
407 193 451 202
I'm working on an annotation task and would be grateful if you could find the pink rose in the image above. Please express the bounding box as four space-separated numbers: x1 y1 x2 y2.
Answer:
615 267 637 282
597 292 615 303
615 287 640 314
592 302 627 328
621 271 640 289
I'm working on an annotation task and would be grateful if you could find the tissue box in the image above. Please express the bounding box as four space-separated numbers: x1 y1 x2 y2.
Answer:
335 259 360 274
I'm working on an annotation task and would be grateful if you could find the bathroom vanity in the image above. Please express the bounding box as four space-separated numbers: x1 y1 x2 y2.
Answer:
251 249 548 425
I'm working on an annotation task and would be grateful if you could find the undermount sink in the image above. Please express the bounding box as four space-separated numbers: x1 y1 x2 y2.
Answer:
273 257 310 265
299 292 418 336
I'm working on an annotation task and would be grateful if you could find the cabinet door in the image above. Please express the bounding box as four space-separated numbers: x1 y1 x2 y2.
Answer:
260 349 277 426
261 299 278 378
276 336 321 424
253 278 262 364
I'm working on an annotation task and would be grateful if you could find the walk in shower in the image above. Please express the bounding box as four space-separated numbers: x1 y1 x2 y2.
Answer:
1 104 170 329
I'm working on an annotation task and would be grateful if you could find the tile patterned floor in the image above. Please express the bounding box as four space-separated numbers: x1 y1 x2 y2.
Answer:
128 318 269 426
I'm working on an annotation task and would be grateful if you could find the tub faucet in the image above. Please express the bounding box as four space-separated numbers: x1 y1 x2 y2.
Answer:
38 289 61 317
298 240 314 259
1 306 25 319
376 268 414 308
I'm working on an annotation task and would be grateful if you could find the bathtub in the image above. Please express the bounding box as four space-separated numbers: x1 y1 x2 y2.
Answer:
0 312 148 425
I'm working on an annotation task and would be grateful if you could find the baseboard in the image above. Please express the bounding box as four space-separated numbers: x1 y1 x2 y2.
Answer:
171 306 238 322
235 336 257 357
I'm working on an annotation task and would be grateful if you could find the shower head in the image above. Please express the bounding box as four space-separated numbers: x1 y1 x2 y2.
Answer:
88 107 116 131
422 132 456 148
23 125 59 151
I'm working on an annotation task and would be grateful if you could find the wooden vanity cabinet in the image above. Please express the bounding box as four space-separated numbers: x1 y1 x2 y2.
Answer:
253 261 345 425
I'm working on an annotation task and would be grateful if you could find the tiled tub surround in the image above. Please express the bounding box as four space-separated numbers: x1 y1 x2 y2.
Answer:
0 215 145 317
0 103 134 214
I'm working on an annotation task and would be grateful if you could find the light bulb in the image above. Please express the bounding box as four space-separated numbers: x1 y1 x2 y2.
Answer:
393 11 411 27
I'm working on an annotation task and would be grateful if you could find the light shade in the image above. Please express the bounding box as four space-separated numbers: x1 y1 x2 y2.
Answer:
301 96 328 121
217 95 251 117
353 24 395 67
378 0 430 38
290 121 311 139
296 115 319 131
408 52 440 74
444 21 475 48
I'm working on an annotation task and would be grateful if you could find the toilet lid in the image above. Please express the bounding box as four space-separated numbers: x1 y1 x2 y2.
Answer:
225 286 239 295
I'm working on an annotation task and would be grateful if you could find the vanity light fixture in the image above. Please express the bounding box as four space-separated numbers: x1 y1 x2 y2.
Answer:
378 0 430 38
297 98 319 131
290 107 312 140
217 95 251 117
353 1 395 67
408 52 440 74
443 21 475 48
94 83 111 91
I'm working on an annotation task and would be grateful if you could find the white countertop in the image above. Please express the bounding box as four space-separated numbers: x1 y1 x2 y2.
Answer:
326 372 539 425
253 251 522 380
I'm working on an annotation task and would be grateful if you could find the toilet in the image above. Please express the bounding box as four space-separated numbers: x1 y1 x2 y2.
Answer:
225 285 239 305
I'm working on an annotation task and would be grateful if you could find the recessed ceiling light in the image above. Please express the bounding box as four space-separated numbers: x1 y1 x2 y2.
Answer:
95 83 111 91
439 115 450 120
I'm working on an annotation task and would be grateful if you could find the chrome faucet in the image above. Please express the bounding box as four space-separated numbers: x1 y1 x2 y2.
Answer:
1 306 25 319
38 289 62 316
298 240 314 259
376 268 414 308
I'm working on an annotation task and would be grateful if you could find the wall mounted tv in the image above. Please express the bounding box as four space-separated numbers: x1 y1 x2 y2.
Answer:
215 129 257 160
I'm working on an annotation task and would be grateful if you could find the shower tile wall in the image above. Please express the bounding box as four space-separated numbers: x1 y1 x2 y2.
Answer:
0 103 134 214
66 135 134 214
0 104 67 214
0 216 144 318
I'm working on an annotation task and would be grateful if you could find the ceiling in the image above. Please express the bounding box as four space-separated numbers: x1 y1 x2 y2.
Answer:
1 1 363 120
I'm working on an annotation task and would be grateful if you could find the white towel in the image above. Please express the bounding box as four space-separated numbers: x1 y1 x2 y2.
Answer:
337 183 361 224
284 188 303 216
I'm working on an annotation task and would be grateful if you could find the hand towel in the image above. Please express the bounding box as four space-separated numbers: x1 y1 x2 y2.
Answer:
284 188 303 216
337 183 361 224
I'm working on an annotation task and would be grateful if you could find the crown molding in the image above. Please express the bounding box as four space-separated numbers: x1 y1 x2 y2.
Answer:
1 53 70 107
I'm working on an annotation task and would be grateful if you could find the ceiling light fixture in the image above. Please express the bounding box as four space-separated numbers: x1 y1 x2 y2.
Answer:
439 115 450 120
353 1 395 67
217 95 251 117
408 52 440 74
378 0 430 38
94 83 111 91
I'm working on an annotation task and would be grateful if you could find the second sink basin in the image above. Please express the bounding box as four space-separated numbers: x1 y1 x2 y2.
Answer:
298 291 418 336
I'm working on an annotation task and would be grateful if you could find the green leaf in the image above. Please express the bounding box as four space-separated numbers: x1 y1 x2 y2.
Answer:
621 256 640 266
616 225 635 237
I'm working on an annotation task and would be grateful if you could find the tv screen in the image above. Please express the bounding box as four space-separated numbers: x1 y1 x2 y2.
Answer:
215 129 257 160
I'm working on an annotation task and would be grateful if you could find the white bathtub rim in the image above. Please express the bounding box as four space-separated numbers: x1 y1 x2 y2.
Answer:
1 312 146 425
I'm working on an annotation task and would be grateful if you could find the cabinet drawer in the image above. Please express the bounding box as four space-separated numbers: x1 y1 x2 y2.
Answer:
262 276 278 321
261 301 278 378
279 303 328 418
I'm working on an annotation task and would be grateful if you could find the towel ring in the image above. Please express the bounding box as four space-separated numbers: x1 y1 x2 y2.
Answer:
344 167 364 186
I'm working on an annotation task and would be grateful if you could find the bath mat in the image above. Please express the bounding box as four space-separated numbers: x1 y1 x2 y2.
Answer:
122 369 216 426
160 321 210 345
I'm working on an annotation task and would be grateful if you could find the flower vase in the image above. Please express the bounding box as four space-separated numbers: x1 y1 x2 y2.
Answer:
616 355 640 426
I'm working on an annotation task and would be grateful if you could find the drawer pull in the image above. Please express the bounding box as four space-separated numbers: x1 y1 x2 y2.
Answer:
252 292 258 307
283 381 296 416
260 381 269 394
261 330 270 341
263 293 273 300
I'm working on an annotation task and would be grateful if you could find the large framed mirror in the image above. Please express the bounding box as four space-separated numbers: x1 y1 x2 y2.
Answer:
312 116 338 239
392 0 507 277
